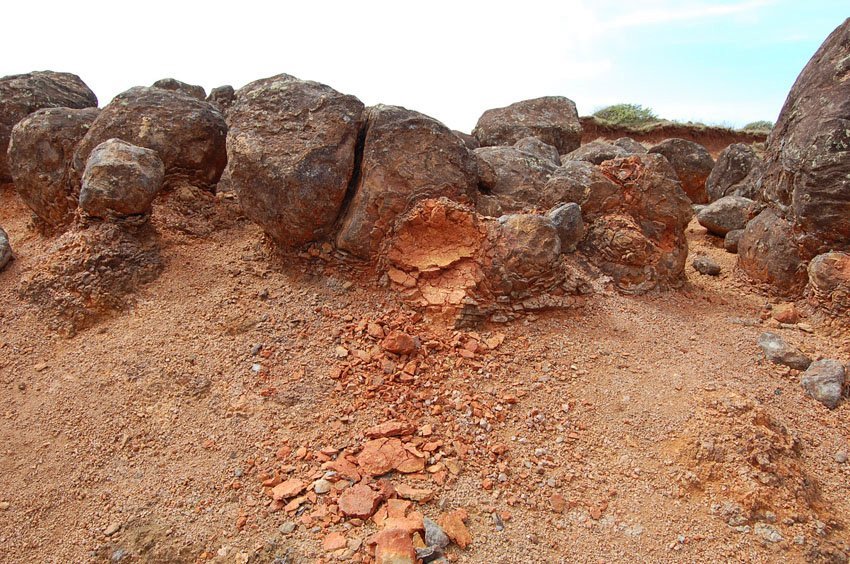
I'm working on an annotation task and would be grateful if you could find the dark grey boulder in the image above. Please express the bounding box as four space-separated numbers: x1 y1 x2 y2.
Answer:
473 96 582 154
696 195 755 236
546 202 583 252
648 138 714 204
0 226 11 271
706 143 762 201
692 256 721 276
724 229 744 253
513 136 560 165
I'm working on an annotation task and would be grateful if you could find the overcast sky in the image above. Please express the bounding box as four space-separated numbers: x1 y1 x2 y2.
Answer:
3 1 846 131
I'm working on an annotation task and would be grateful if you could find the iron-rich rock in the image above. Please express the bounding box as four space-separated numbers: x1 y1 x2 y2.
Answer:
648 138 715 204
452 130 480 150
513 136 560 165
336 104 478 258
225 74 365 248
79 139 165 219
562 141 628 165
7 107 100 227
806 251 850 317
546 203 583 252
692 256 721 276
0 71 98 181
206 85 235 111
724 229 744 254
800 359 846 409
542 161 621 220
474 146 557 215
472 96 582 154
738 208 808 296
696 195 755 236
758 332 812 371
613 137 647 154
492 213 561 281
706 143 762 201
0 226 11 271
72 86 226 191
152 78 206 100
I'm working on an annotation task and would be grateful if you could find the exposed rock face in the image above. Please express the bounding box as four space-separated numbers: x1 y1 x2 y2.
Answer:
152 78 206 100
562 141 627 165
737 209 807 295
472 96 582 154
546 203 583 252
224 74 365 248
7 107 100 227
696 195 755 236
513 136 560 165
452 130 480 150
706 143 763 201
806 251 850 317
474 146 558 215
800 360 846 409
648 138 715 204
0 71 98 181
72 87 226 191
613 137 647 154
582 154 693 293
0 226 11 271
79 139 165 219
206 85 235 111
336 105 477 259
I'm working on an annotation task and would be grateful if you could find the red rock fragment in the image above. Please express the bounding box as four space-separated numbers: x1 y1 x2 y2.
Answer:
372 527 417 564
271 478 306 501
382 331 418 355
323 532 347 552
365 420 416 439
338 483 383 519
438 509 472 549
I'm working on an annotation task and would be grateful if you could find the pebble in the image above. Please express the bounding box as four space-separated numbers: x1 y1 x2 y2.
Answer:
835 450 848 464
313 479 332 494
104 522 122 536
0 501 9 511
279 522 296 534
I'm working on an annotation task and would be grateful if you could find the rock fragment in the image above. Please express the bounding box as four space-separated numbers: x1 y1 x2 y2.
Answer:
800 359 846 409
758 332 812 371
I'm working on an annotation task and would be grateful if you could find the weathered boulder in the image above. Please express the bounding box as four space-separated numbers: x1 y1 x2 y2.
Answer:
761 18 850 256
648 138 714 204
582 154 693 293
758 332 812 371
336 105 478 258
224 74 364 248
0 71 98 181
800 359 846 409
737 208 808 296
562 141 628 165
7 107 100 227
613 137 647 154
696 195 755 236
692 256 721 276
472 96 582 154
152 78 206 100
79 139 165 219
513 136 560 165
72 87 226 191
724 229 744 254
706 143 763 201
206 85 236 111
474 146 557 215
452 130 480 150
546 203 583 252
806 251 850 316
0 226 11 271
542 161 621 220
491 213 561 282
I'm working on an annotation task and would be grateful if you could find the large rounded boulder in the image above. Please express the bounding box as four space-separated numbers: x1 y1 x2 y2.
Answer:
648 138 714 204
225 74 365 249
695 195 755 236
472 96 582 154
737 208 808 295
336 104 478 259
7 107 100 227
72 86 227 191
0 71 98 181
706 143 763 201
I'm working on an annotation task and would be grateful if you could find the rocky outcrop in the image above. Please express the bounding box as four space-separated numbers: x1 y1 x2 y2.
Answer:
79 139 165 219
737 209 807 295
696 195 755 236
7 107 100 227
0 71 98 181
473 97 582 154
72 87 226 191
513 136 559 165
706 143 763 201
648 138 714 203
152 78 206 100
806 251 850 318
0 226 11 271
474 146 558 215
225 74 364 249
562 141 627 165
206 85 236 111
336 105 478 259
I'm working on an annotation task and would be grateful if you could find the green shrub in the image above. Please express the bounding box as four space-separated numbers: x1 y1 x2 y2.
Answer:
742 120 774 132
593 104 658 126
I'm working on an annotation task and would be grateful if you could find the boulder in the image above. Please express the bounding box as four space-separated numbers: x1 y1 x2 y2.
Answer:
800 359 846 409
582 154 693 293
474 146 558 215
546 203 583 252
806 251 850 316
0 71 98 181
648 138 714 204
758 332 812 371
761 18 850 256
152 78 206 100
336 104 477 258
472 96 582 154
692 256 721 276
724 229 744 254
562 141 628 165
206 85 236 111
696 195 755 236
513 136 559 165
613 137 647 154
452 130 480 150
224 74 365 248
72 86 226 191
737 208 808 296
706 143 763 201
79 139 165 219
542 161 621 220
492 214 561 281
0 226 11 271
7 107 100 227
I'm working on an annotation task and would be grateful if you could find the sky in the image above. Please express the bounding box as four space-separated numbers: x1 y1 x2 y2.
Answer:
2 1 847 132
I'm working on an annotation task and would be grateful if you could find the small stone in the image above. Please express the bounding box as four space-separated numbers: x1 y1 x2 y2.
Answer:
381 331 419 355
692 256 721 276
754 523 783 543
0 501 9 511
549 493 566 513
800 359 846 409
365 420 416 439
424 517 450 550
758 332 811 371
271 478 306 501
323 532 347 552
724 229 744 253
835 451 848 464
104 522 122 536
279 522 296 534
373 527 417 564
437 510 472 549
313 479 332 494
772 303 800 324
338 483 383 519
395 483 433 502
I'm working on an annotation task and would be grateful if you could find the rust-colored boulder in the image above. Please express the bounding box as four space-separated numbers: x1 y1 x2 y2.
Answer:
336 105 477 258
648 138 714 204
72 86 226 191
562 140 628 165
0 71 97 181
806 251 850 317
491 214 561 282
613 137 647 154
7 107 99 227
474 146 558 215
706 143 763 201
452 130 479 150
473 96 582 154
152 78 206 100
737 208 808 296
